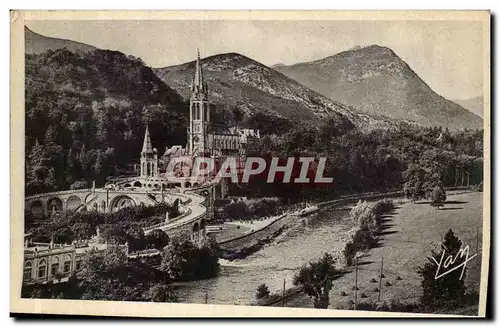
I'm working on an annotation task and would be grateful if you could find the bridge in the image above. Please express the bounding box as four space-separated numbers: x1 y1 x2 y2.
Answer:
24 179 229 245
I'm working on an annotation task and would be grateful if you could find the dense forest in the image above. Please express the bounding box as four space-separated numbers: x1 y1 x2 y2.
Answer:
25 49 188 195
239 120 483 202
25 48 483 201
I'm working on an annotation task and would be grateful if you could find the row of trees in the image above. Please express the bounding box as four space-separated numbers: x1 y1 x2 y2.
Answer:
343 199 395 266
218 197 282 222
241 119 482 204
254 229 475 312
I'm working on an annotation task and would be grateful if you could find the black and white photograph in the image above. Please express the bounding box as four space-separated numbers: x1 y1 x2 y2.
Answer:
10 10 490 318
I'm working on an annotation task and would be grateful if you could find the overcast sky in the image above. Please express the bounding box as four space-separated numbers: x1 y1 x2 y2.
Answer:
26 19 484 100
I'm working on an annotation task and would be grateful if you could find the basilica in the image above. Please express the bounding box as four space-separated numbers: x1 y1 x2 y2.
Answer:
129 50 260 188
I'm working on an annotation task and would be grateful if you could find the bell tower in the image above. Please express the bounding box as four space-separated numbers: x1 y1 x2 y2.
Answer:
140 123 158 178
188 49 210 156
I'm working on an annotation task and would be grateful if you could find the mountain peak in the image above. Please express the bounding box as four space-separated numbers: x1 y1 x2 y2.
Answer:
153 52 393 132
274 47 482 130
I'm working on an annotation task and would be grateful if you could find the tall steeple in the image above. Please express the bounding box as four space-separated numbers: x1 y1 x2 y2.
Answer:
191 48 208 98
188 48 210 156
141 125 153 154
140 109 158 178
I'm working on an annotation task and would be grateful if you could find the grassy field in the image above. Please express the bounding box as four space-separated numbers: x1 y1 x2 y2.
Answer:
284 191 484 312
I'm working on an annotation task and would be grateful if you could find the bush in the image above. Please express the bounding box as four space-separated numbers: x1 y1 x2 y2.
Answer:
256 284 270 300
430 185 446 209
343 242 357 266
148 284 178 302
293 253 340 308
342 199 395 267
160 239 220 282
352 227 377 250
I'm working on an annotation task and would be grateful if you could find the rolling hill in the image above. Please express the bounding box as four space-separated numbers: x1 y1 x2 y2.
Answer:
153 53 404 134
274 45 483 130
25 26 97 54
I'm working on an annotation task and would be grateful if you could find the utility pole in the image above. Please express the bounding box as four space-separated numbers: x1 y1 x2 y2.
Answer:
354 257 358 310
205 291 208 304
282 279 286 307
378 257 383 302
476 226 480 253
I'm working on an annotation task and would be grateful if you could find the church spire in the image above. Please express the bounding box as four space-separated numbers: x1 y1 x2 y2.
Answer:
192 48 207 96
142 125 153 154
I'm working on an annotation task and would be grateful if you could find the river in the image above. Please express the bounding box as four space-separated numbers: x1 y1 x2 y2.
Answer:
173 206 357 306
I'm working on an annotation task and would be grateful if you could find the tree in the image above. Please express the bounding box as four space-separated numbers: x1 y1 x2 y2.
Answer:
293 253 340 308
403 164 426 203
71 222 94 240
26 139 49 194
160 239 219 281
146 229 170 250
418 229 467 307
256 283 270 300
52 225 74 244
126 224 146 251
148 284 178 303
430 185 447 209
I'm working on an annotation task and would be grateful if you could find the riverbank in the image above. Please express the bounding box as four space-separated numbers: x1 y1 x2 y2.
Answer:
218 213 298 260
268 191 483 312
216 190 407 260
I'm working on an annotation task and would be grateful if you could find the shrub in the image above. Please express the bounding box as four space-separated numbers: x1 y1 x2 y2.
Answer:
343 242 357 266
160 239 220 281
148 284 178 302
342 199 395 268
293 253 340 308
430 185 446 209
256 284 270 300
352 227 377 250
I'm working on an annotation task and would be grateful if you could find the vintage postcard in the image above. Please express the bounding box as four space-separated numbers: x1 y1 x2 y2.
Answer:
10 10 490 318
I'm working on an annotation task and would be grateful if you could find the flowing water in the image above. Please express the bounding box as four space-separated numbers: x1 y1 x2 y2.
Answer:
174 207 357 306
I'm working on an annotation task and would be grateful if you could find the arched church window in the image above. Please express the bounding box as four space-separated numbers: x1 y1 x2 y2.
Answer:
38 259 47 279
63 255 72 273
50 257 60 276
24 261 32 281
